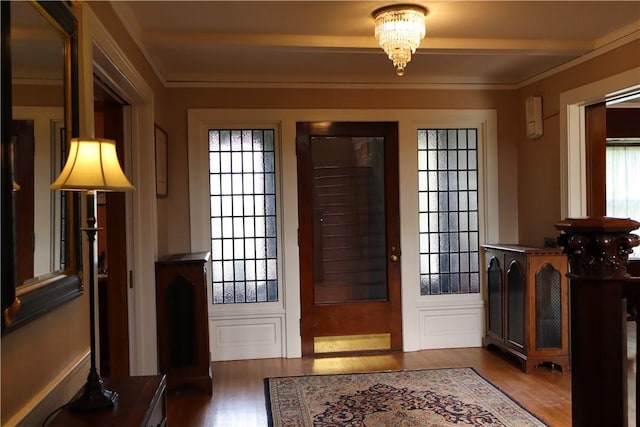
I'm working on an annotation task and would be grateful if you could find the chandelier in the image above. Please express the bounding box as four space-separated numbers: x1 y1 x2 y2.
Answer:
372 4 428 76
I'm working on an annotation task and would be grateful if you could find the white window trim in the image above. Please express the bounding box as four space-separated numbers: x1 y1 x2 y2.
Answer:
188 120 286 316
188 108 498 359
402 117 497 350
560 67 640 218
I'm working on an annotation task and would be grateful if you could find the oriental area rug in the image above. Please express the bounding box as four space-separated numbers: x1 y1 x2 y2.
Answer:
264 367 548 426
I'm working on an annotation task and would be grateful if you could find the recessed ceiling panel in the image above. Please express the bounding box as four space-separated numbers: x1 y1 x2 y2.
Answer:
113 1 640 86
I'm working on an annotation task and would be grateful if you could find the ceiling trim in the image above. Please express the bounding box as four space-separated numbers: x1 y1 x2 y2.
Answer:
163 80 517 90
517 28 640 89
143 30 591 55
110 1 165 86
595 19 640 47
108 1 640 91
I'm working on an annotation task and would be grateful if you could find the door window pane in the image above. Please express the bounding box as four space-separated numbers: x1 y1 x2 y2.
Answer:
310 136 388 303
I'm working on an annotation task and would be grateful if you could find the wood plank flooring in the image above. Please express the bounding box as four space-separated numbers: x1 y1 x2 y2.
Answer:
166 322 638 426
167 347 573 426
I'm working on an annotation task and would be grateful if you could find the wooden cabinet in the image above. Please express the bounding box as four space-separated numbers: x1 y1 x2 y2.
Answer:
482 244 569 373
49 375 167 427
155 252 212 394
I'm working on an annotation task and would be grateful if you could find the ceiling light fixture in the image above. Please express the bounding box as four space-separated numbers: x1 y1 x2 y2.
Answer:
372 4 428 76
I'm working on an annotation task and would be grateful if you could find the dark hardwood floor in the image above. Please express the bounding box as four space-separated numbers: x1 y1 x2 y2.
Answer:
166 322 638 427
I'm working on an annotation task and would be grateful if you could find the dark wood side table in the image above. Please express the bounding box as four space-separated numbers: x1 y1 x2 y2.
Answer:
155 252 212 394
48 375 167 427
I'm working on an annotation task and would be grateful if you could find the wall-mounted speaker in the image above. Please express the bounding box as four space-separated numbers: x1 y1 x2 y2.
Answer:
526 96 543 139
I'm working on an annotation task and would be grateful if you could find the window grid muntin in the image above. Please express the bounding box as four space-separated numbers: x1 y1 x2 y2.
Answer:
418 129 480 295
209 129 278 304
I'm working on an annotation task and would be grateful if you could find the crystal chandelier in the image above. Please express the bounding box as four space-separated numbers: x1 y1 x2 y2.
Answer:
372 4 428 76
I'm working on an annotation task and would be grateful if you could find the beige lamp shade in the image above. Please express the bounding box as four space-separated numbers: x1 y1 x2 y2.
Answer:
51 138 135 191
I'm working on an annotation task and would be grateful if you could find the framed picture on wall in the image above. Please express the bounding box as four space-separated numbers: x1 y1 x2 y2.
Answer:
155 125 168 198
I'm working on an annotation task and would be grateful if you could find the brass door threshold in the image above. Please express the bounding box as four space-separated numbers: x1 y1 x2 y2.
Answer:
314 333 391 355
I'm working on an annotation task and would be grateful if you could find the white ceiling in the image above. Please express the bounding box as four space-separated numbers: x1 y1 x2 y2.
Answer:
112 1 640 88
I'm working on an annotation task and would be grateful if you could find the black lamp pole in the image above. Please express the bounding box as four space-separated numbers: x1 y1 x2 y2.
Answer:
69 190 118 412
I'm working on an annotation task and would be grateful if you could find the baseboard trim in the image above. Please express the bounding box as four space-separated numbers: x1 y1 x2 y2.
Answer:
5 351 89 427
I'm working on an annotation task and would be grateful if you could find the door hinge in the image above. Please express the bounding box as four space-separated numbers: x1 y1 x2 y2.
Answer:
298 228 300 246
129 270 134 289
299 318 302 335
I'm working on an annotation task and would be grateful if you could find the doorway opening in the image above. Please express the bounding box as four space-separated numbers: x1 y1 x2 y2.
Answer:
93 77 130 377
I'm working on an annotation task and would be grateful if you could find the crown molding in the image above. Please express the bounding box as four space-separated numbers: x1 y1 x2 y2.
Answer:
108 1 640 91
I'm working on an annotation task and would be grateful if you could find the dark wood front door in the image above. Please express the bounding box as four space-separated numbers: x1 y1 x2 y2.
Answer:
297 121 402 356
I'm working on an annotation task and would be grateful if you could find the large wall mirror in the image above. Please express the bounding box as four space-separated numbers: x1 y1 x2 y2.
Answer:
1 1 82 334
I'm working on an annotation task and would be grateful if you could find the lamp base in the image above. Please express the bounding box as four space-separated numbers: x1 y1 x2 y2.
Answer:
68 371 118 412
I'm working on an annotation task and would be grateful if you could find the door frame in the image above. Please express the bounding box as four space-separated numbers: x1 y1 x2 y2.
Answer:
93 78 130 377
560 67 640 219
188 108 499 359
87 6 158 375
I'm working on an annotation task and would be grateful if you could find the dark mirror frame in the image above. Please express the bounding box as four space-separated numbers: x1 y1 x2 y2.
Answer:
1 0 82 335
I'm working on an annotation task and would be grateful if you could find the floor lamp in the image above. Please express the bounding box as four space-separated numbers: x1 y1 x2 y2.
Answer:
51 138 134 411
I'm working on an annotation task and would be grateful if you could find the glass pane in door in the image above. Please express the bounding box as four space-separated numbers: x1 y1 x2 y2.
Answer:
310 136 387 304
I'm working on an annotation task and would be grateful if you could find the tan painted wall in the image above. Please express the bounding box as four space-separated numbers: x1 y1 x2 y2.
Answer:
1 2 169 425
161 40 640 253
517 40 640 246
1 296 88 425
161 87 521 255
84 1 172 255
2 0 637 422
3 16 88 426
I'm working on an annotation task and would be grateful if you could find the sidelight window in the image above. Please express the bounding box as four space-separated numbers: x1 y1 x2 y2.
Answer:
417 129 480 295
208 129 278 303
